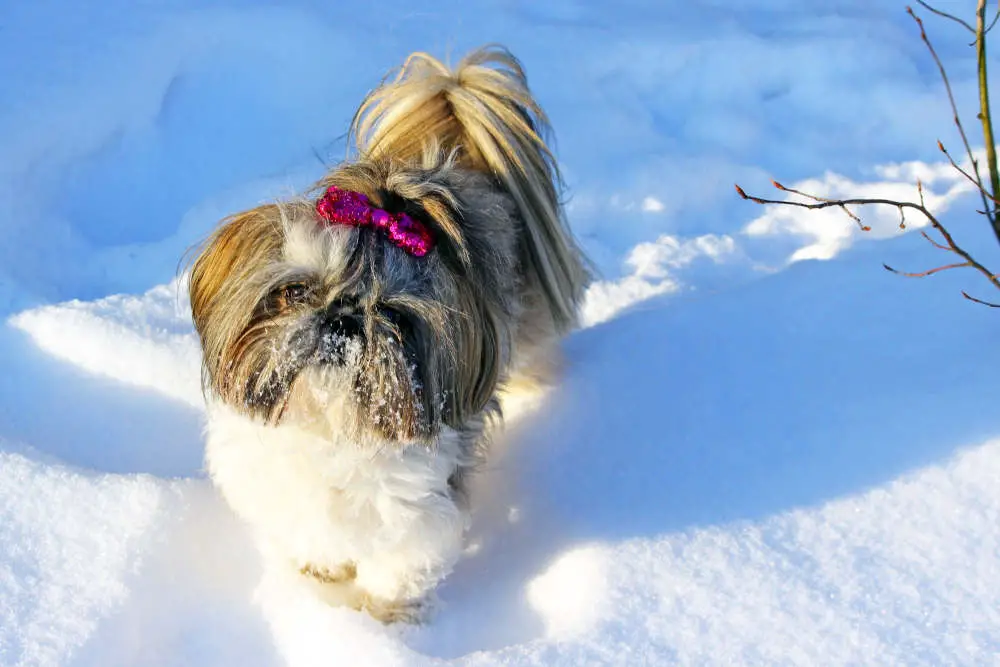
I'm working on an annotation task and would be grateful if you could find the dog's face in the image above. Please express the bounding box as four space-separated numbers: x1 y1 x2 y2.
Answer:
189 160 519 444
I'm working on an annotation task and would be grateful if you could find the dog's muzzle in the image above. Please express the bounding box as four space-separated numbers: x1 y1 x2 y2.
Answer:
316 299 363 364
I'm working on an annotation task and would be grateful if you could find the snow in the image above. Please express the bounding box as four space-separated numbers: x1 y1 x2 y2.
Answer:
2 0 1000 665
10 280 202 410
0 450 169 666
579 233 738 326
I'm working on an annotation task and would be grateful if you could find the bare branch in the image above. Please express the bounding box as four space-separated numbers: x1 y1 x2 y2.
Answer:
738 182 918 231
770 180 871 230
920 229 951 250
938 140 1000 204
963 290 1000 306
908 6 996 228
883 260 971 277
915 0 976 33
735 181 1000 296
985 4 1000 36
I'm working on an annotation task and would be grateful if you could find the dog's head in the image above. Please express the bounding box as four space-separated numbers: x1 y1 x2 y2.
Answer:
189 157 518 444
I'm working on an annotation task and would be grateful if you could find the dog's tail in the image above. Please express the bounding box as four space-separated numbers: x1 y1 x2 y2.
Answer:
350 45 589 333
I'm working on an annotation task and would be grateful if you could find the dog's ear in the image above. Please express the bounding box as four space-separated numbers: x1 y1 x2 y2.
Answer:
440 287 505 429
188 205 285 384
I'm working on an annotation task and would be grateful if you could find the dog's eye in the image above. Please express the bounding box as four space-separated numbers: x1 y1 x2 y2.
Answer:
276 283 309 311
382 307 402 324
381 306 412 328
380 306 415 339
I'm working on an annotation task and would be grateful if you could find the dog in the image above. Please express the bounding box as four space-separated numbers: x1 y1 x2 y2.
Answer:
187 46 589 622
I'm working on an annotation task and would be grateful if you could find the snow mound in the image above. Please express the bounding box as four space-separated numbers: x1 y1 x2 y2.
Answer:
9 280 202 409
0 447 169 666
580 233 738 326
504 436 1000 665
4 233 997 665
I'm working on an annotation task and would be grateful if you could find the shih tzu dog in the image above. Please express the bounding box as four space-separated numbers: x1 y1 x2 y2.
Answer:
188 46 589 622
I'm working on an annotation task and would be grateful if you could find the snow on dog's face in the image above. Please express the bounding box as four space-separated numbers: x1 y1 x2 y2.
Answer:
188 158 519 444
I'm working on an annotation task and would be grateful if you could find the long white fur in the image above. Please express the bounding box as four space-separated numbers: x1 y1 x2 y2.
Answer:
205 401 468 606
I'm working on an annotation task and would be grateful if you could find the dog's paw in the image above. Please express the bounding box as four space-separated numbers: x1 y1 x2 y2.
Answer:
358 592 432 625
300 566 432 624
300 561 357 584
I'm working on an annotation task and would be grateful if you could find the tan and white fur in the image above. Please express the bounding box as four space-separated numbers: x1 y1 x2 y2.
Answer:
188 46 589 622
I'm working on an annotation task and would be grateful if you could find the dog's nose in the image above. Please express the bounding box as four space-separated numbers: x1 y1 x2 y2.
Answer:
320 313 362 340
316 299 363 362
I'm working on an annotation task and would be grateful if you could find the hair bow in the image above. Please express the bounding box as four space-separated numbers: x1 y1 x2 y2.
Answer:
315 186 434 257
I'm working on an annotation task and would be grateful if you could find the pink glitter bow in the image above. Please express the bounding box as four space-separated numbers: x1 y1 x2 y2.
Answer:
315 186 434 257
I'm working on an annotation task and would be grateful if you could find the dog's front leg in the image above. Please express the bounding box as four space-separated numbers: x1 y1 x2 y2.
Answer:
348 491 467 623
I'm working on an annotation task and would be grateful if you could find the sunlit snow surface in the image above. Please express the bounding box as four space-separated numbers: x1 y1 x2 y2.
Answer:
2 1 999 665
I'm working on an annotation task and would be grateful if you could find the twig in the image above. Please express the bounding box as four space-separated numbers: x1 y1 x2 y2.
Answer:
963 290 1000 306
921 229 950 250
915 0 975 33
937 139 1000 204
965 290 1000 306
772 182 868 229
908 6 995 231
883 260 970 277
986 4 1000 36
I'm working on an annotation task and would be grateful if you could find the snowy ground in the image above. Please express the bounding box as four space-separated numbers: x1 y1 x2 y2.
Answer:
2 0 1000 665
